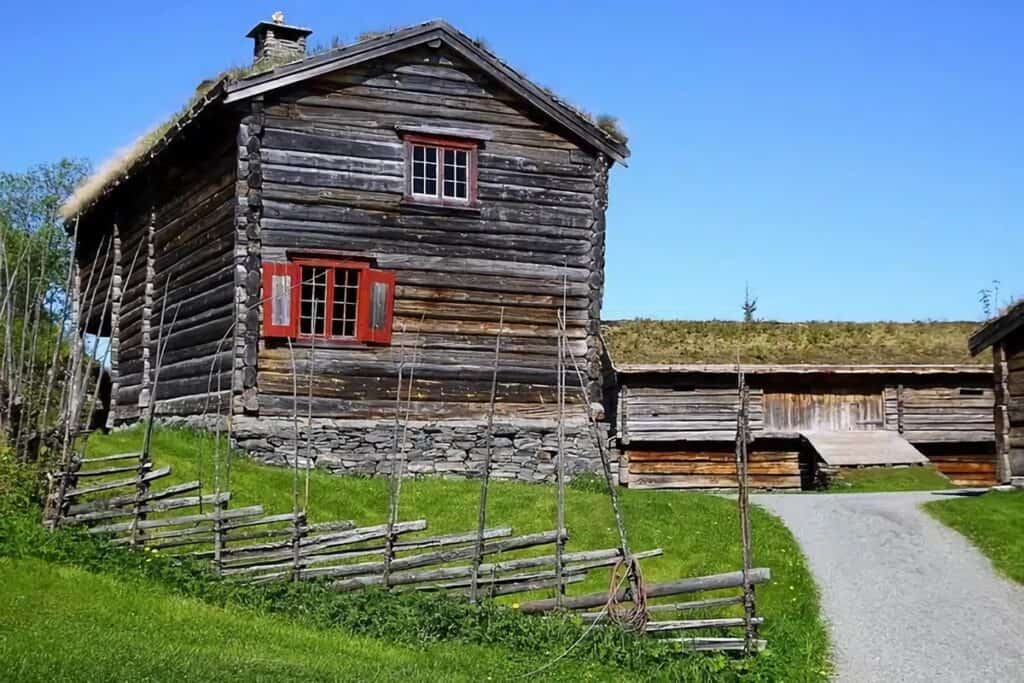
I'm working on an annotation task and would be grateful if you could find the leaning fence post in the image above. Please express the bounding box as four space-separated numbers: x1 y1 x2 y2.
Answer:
292 509 306 583
734 367 758 654
213 497 227 576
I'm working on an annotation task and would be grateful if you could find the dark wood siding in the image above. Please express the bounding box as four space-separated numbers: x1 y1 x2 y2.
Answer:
883 384 995 443
625 442 802 490
997 332 1024 479
253 45 606 420
97 128 237 421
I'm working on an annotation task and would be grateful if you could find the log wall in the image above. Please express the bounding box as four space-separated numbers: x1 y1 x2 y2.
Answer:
618 384 765 443
883 384 995 443
251 44 607 420
616 369 997 489
91 125 238 422
624 441 802 490
763 391 884 432
994 332 1024 480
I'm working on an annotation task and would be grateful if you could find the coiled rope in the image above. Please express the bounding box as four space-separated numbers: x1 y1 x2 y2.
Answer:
606 554 649 633
516 553 649 679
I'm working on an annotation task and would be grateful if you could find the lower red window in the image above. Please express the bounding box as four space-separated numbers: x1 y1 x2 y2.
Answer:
262 259 395 345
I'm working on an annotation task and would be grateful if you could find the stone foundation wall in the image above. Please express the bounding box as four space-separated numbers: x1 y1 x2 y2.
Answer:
223 416 612 483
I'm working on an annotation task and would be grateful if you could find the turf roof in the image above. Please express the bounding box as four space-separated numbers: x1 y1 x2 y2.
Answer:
61 20 628 220
602 320 985 366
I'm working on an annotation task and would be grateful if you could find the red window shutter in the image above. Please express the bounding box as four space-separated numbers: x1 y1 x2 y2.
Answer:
262 262 300 338
357 269 396 345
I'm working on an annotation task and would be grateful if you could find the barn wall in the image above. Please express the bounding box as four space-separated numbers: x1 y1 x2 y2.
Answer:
996 332 1024 480
618 380 764 443
883 382 995 443
763 391 884 432
250 44 606 422
106 127 238 422
615 369 996 490
624 440 803 490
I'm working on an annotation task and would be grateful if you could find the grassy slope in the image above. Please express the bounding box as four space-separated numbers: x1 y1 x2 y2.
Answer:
83 426 830 680
924 491 1024 584
0 557 617 682
829 465 955 493
603 320 981 365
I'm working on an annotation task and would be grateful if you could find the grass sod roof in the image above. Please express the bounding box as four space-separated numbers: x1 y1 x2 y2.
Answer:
968 298 1024 356
603 320 986 367
61 20 628 220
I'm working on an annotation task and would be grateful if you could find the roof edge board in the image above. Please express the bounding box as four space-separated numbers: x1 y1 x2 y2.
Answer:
224 22 628 163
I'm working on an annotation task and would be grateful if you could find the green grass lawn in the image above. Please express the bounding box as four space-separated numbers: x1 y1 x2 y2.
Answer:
924 490 1024 584
827 465 954 493
0 557 618 682
10 425 830 680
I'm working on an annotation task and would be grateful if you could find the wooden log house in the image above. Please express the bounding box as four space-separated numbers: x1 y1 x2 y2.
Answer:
66 17 629 481
606 322 998 489
969 300 1024 485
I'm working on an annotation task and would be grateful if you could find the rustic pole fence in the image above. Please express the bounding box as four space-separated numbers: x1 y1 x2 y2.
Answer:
470 305 504 603
133 274 179 547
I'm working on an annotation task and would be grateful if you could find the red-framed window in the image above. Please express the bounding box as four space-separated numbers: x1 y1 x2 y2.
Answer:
261 258 395 345
404 134 478 205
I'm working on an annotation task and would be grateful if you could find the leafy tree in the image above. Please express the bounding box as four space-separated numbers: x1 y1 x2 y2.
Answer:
0 159 90 454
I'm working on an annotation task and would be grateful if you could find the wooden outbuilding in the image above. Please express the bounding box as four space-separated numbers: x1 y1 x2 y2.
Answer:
605 321 997 490
969 300 1024 485
66 16 628 480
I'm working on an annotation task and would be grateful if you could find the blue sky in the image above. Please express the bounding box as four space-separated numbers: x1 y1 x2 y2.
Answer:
4 1 1021 322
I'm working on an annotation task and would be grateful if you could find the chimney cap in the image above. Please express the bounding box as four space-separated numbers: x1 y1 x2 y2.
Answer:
246 13 313 40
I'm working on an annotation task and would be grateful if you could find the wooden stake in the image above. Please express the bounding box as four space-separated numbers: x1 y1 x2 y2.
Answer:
734 366 758 655
470 305 504 604
382 331 408 588
554 272 568 608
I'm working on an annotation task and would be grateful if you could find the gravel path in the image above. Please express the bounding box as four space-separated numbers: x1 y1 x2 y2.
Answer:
753 491 1024 682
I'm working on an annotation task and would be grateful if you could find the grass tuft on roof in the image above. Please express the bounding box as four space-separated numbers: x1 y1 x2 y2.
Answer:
59 55 300 219
61 21 627 220
603 319 984 366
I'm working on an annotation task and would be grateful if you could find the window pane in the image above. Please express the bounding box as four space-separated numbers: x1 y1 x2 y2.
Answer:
442 147 469 200
412 145 439 196
300 266 327 336
331 268 360 338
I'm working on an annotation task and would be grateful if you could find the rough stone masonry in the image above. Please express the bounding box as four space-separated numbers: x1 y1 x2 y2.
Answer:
161 416 614 483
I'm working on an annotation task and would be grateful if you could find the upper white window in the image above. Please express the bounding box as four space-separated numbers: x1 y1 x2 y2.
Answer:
405 136 477 204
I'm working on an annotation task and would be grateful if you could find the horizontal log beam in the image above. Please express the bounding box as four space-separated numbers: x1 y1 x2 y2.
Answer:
517 568 771 614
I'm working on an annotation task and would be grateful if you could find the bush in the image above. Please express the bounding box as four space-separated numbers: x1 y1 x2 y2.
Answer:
0 446 44 515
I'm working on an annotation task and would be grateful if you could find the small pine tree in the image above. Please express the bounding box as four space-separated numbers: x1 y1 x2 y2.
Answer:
742 285 758 323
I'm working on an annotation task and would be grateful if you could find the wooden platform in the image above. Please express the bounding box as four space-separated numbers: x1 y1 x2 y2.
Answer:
801 430 929 467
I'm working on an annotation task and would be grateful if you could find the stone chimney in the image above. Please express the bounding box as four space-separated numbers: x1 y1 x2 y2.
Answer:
246 11 313 66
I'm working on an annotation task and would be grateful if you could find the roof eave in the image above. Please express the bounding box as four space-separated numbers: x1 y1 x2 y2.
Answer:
968 300 1024 356
224 21 630 163
63 79 231 224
